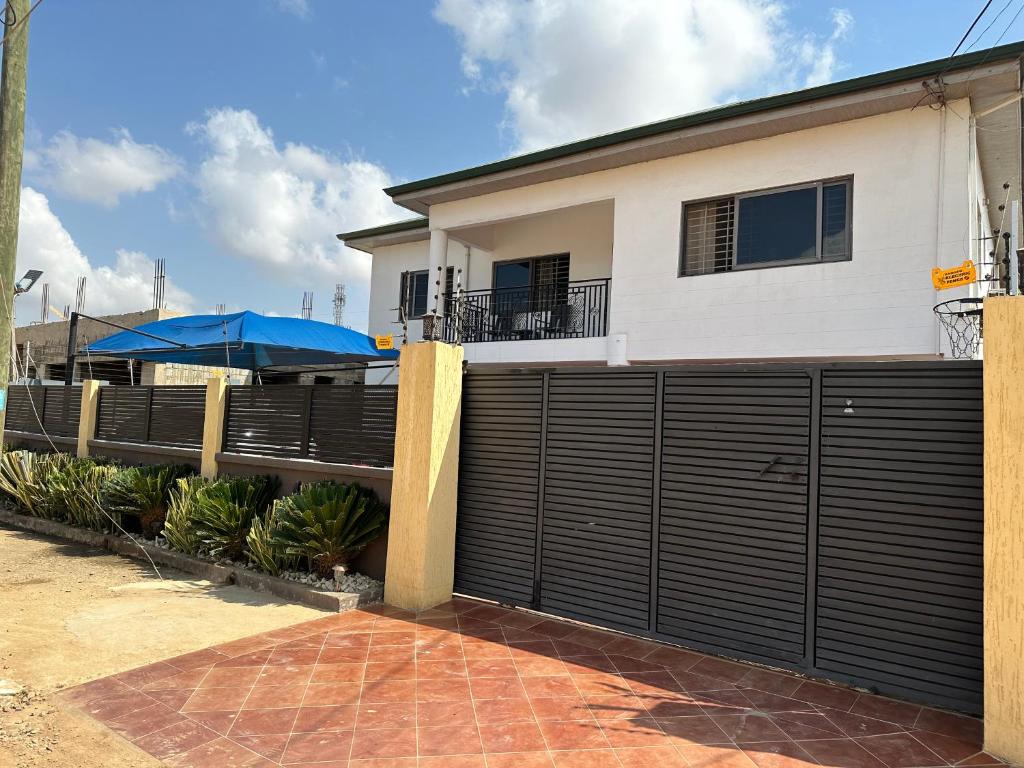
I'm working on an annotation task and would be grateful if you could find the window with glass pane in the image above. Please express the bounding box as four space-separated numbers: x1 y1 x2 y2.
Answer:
821 182 849 260
680 178 851 276
736 186 817 266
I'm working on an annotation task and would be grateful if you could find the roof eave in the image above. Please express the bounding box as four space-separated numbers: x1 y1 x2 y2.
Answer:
384 41 1024 206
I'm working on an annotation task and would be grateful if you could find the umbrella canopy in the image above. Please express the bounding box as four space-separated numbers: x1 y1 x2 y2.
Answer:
83 311 399 369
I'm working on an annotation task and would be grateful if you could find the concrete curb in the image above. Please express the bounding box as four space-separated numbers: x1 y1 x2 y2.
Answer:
0 508 380 612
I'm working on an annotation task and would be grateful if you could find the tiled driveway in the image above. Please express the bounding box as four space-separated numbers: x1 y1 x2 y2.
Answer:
63 598 1000 768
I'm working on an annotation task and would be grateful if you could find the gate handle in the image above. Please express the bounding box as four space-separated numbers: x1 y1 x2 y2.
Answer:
759 455 783 477
759 455 808 483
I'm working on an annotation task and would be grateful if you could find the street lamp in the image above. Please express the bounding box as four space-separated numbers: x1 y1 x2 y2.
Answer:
13 269 42 295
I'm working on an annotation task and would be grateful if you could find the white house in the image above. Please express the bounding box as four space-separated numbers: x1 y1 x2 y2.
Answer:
340 44 1024 382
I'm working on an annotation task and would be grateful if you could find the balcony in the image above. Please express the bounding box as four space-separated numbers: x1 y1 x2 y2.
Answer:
443 278 610 344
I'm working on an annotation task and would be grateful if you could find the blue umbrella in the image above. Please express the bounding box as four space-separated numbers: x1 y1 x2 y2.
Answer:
83 310 398 370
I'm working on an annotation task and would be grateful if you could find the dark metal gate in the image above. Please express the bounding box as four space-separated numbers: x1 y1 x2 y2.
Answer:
455 361 983 714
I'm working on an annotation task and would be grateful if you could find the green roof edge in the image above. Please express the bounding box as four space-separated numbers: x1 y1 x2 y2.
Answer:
337 217 429 242
385 41 1024 198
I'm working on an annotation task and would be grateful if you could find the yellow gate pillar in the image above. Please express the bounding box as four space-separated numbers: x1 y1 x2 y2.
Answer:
201 377 227 480
384 342 464 612
76 380 100 458
983 296 1024 763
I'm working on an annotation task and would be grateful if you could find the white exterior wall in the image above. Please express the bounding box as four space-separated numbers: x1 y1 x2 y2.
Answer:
428 102 974 363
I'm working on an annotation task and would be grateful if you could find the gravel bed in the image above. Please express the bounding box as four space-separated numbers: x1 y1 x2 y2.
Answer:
135 534 381 593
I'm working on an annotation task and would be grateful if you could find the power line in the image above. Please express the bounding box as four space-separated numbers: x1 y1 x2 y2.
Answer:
0 0 41 48
951 0 995 59
964 0 1015 53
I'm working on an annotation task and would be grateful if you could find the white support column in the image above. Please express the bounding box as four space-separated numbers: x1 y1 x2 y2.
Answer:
428 228 449 317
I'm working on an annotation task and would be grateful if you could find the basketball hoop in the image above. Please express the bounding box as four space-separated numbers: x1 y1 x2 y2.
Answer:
933 297 983 360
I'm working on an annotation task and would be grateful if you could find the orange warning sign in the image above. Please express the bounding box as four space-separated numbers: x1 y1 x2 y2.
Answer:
931 261 977 291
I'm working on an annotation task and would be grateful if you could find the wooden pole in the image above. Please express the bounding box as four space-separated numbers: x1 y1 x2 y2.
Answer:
0 0 31 436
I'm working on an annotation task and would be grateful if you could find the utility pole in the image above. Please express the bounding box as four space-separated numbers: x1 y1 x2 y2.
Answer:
0 0 31 436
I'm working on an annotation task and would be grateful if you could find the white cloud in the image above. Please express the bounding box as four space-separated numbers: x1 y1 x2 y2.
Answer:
187 107 405 291
434 0 854 152
275 0 310 18
28 129 182 208
15 187 194 321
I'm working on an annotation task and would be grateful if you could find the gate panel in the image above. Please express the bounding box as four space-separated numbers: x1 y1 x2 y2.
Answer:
539 371 656 632
656 372 811 667
816 365 983 714
455 372 543 605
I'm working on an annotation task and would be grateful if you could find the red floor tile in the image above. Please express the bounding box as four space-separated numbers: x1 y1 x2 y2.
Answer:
418 724 484 755
796 738 888 768
245 685 307 710
616 746 691 767
418 698 478 727
131 719 222 760
473 696 537 725
530 695 594 722
106 702 185 739
281 731 353 764
181 687 250 713
229 708 300 737
63 600 998 768
856 732 948 767
739 740 818 768
292 704 357 733
348 726 417 759
355 701 416 729
303 681 362 706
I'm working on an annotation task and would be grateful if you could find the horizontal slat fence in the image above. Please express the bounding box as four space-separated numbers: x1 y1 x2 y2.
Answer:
456 361 984 715
224 385 398 467
96 385 206 448
5 386 81 438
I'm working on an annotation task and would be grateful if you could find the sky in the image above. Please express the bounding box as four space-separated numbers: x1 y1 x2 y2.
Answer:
12 0 1024 331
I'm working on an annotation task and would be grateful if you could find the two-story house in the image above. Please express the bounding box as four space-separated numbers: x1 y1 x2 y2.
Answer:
341 44 1023 382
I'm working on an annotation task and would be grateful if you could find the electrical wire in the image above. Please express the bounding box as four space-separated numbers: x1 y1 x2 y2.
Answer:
951 0 994 60
0 0 42 48
0 273 163 579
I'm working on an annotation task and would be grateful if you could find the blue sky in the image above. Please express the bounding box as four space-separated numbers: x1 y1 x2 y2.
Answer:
14 0 1024 329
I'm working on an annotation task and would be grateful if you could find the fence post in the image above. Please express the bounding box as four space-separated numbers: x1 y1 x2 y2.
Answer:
983 296 1024 764
76 380 99 458
384 341 464 612
201 377 227 480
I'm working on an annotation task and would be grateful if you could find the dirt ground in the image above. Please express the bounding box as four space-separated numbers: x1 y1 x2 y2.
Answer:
0 525 326 768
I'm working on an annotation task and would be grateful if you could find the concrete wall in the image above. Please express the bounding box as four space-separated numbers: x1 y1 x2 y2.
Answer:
425 101 975 363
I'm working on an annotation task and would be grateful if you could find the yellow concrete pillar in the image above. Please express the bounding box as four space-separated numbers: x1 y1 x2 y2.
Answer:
76 380 100 458
983 296 1024 763
384 341 464 612
200 377 227 480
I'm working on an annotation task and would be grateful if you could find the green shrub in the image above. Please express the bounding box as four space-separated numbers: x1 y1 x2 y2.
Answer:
0 450 71 518
245 506 302 576
102 464 194 537
269 481 386 578
192 475 280 561
46 457 119 531
163 475 210 555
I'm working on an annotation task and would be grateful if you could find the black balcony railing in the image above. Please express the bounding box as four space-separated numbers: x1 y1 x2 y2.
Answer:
443 278 610 343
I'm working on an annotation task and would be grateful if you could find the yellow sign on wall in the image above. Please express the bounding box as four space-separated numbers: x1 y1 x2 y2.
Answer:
932 260 977 290
375 334 394 350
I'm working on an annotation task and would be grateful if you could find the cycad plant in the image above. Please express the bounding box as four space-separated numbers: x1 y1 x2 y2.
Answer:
245 505 299 576
269 482 387 578
162 475 211 555
0 450 71 519
46 458 119 531
102 463 194 537
192 475 280 561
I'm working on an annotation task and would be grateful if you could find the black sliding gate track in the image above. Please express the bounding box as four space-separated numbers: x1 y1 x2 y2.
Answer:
455 361 983 714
